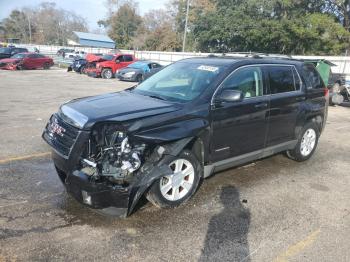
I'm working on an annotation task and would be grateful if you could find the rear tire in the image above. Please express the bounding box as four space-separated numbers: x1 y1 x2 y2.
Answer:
146 150 202 208
101 68 113 79
286 122 319 162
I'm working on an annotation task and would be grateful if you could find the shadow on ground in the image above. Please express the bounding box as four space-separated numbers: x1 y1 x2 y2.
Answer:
199 186 251 262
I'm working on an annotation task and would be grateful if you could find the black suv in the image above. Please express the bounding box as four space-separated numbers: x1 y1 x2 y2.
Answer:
0 47 28 59
43 57 328 217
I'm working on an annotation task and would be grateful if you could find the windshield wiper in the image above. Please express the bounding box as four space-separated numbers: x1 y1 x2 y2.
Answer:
148 95 166 101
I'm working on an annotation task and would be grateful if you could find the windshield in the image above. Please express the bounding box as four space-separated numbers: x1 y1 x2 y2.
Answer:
0 48 11 54
133 62 225 102
102 55 114 61
11 53 27 59
127 62 148 69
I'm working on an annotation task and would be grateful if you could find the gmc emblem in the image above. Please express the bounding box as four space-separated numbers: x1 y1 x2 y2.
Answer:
49 120 66 137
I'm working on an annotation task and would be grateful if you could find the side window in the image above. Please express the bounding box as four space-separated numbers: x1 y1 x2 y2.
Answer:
303 64 323 89
267 66 296 94
292 67 302 90
124 55 133 62
116 56 124 62
221 66 264 98
28 54 37 58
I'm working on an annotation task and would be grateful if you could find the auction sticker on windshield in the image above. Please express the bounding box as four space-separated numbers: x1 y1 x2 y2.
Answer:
197 65 219 72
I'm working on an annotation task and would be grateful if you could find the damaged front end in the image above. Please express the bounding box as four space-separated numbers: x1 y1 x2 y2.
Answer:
44 117 187 217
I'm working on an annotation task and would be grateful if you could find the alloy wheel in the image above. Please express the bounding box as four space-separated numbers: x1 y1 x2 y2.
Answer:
160 159 195 201
300 128 316 157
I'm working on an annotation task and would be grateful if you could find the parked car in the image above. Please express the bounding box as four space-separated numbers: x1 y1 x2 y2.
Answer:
65 51 86 59
42 56 328 217
0 47 28 60
56 48 75 57
116 60 163 82
0 52 54 70
87 53 136 79
67 58 88 73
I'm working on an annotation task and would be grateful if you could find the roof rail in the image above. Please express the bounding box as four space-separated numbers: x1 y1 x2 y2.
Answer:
223 52 294 60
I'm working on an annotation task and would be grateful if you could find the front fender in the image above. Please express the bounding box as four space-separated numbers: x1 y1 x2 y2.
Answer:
132 118 209 143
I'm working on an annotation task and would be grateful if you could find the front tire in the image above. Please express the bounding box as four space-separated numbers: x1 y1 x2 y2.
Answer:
43 62 51 69
101 68 113 79
286 122 319 162
146 150 201 208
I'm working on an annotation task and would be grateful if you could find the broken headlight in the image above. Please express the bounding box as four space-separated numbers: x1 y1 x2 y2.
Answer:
81 128 146 182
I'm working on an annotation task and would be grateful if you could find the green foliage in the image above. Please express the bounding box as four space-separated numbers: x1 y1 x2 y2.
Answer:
191 0 350 54
107 2 143 49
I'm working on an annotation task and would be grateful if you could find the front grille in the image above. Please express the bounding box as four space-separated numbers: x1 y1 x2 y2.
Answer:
43 114 80 157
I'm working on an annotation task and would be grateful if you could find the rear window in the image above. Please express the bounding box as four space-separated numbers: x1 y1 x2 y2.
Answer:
267 66 296 94
303 64 324 89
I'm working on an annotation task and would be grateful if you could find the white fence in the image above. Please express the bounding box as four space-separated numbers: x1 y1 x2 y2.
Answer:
18 43 350 75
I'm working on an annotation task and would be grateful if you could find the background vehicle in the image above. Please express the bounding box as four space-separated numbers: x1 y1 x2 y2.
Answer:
56 48 75 57
43 57 328 217
87 53 136 79
0 47 28 59
0 52 54 70
67 58 88 73
65 51 86 59
116 60 163 82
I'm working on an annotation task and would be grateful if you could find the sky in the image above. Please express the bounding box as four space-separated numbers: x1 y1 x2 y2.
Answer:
0 0 167 30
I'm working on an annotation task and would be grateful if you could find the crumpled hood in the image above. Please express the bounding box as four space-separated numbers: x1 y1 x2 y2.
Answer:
0 58 20 64
59 91 180 129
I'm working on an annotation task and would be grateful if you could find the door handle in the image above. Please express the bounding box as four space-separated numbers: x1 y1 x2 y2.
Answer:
254 102 268 109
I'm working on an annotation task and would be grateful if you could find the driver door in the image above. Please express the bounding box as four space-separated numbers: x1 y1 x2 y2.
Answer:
211 66 270 162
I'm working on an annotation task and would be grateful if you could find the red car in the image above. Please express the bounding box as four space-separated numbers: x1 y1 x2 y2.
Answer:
0 52 54 70
86 53 136 79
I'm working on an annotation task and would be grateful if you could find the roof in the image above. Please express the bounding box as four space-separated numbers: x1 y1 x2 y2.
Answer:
73 32 115 48
73 32 114 43
181 56 305 67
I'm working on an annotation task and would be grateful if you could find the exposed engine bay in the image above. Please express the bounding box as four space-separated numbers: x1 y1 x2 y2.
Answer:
79 125 148 184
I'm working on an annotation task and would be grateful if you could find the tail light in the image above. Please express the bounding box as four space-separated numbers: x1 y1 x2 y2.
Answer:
324 88 329 97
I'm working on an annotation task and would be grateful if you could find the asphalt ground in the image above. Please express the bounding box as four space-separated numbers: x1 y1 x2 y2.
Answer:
0 68 349 261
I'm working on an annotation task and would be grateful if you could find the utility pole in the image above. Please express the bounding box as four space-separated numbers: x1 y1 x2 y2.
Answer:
182 0 190 53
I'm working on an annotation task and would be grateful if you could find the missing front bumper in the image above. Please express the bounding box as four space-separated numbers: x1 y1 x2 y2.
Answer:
65 171 130 217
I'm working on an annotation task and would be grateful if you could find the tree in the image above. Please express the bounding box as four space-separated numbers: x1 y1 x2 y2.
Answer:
107 2 142 49
191 0 350 54
1 2 87 45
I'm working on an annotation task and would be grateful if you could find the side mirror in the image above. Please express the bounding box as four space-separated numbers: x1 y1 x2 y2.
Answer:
216 89 244 104
116 59 120 64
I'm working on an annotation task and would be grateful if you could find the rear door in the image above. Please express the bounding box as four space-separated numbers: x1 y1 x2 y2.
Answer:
265 65 305 146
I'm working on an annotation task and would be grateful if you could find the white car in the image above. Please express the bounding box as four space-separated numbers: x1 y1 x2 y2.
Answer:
65 51 86 59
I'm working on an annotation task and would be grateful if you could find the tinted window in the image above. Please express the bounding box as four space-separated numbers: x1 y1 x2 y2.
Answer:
11 53 27 59
303 64 323 89
0 48 11 54
102 55 114 61
267 66 296 94
221 66 264 98
28 54 37 58
123 55 133 62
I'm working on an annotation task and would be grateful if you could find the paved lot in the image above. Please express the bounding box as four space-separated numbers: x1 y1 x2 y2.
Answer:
0 69 349 262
